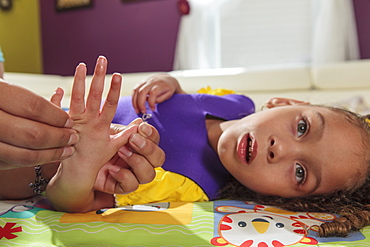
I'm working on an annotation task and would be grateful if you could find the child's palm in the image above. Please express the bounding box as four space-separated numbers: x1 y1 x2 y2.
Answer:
67 59 132 169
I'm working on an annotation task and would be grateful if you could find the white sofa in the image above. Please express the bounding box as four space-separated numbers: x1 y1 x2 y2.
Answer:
4 59 370 114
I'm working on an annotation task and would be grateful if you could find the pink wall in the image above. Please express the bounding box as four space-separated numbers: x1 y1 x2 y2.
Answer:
40 0 181 75
353 0 370 59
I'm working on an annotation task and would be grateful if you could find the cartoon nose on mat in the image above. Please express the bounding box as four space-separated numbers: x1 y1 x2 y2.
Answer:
251 217 273 234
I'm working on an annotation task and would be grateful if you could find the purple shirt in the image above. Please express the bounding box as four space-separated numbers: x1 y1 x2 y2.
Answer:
112 94 255 200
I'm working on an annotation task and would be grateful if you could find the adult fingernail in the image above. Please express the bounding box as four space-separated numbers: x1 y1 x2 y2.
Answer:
64 118 74 128
140 123 152 137
119 146 133 157
61 146 75 158
110 165 121 173
67 133 79 145
131 133 145 149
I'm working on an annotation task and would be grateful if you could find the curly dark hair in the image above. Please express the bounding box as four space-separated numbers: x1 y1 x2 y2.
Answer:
219 108 370 238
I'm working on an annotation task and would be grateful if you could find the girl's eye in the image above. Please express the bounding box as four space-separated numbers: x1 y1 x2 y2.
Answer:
297 119 308 137
295 163 306 184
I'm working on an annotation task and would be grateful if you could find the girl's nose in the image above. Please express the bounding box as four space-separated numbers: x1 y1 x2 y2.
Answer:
267 136 294 163
268 138 276 162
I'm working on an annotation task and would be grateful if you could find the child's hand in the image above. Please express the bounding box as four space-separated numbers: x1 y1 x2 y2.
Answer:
66 57 132 169
47 56 149 212
50 87 165 197
132 74 185 114
94 120 165 195
264 97 310 109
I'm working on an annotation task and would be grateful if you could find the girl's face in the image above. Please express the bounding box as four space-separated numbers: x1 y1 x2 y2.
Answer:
218 105 367 198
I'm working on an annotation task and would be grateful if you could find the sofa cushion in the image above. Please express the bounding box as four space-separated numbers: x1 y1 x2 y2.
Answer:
312 59 370 89
169 65 312 93
4 72 67 98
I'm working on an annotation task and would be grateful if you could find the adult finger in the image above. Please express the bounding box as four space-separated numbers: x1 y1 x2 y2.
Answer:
0 110 78 149
0 81 72 128
138 122 160 145
110 170 140 194
127 133 165 168
117 147 158 184
0 142 75 169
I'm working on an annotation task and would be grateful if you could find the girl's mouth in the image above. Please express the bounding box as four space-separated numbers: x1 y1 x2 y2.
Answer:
238 134 257 164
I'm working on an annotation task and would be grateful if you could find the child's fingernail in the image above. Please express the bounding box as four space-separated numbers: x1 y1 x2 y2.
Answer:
119 146 133 157
131 133 145 149
130 118 143 126
98 56 106 64
54 87 63 95
139 123 152 137
112 73 122 82
61 146 75 158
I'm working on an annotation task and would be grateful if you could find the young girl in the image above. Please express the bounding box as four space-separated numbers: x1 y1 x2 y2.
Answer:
46 57 370 238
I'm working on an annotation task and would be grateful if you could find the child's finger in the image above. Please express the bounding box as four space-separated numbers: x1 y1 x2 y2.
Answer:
110 118 143 135
127 133 165 168
101 73 122 122
86 56 107 113
146 86 160 111
50 87 64 107
134 83 152 114
69 63 87 115
112 124 139 149
131 90 139 113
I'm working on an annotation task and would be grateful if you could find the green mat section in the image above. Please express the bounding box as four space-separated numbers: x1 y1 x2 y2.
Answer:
0 197 369 246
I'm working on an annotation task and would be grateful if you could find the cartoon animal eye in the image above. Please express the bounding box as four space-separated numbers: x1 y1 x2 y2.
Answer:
275 223 285 228
238 221 247 227
295 163 306 183
297 119 308 137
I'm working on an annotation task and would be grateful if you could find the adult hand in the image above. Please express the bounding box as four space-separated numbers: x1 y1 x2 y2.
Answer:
94 119 165 195
132 74 185 114
0 79 78 170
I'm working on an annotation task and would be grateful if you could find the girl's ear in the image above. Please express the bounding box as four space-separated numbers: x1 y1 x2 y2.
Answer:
264 97 310 109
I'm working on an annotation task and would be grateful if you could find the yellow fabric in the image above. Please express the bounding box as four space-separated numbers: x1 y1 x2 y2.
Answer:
197 86 235 96
365 118 370 126
115 168 209 206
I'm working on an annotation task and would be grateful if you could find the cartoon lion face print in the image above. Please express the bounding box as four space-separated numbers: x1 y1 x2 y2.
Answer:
216 212 307 247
